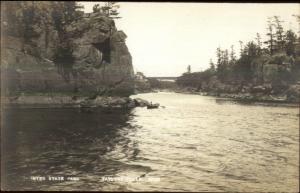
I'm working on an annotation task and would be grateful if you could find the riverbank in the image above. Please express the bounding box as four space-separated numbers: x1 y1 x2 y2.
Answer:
136 76 299 104
146 87 300 104
2 87 298 110
180 91 297 104
1 95 152 109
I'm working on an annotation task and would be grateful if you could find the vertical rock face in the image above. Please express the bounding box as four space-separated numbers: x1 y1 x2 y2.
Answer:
1 12 135 97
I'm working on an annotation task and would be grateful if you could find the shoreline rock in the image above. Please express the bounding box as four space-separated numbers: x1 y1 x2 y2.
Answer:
1 94 162 110
133 98 151 107
2 95 136 109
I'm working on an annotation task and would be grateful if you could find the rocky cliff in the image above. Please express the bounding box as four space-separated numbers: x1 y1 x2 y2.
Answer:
1 11 134 97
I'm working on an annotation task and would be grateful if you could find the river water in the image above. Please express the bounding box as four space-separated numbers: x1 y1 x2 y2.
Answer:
2 92 299 191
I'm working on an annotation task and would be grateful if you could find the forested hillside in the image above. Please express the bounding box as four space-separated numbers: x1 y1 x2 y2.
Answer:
176 16 300 102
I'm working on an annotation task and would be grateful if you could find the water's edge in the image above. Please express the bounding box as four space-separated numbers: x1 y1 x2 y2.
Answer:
149 89 300 105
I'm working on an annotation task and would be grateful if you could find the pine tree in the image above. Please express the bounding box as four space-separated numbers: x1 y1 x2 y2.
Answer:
292 14 300 56
255 33 262 55
246 41 259 58
273 16 285 52
238 40 244 56
187 65 191 73
209 59 216 72
264 17 276 55
285 30 297 57
292 14 300 38
93 4 101 13
223 49 229 66
230 45 236 64
216 47 222 69
101 2 121 19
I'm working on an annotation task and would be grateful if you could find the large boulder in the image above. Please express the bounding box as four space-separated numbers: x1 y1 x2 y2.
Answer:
133 98 150 107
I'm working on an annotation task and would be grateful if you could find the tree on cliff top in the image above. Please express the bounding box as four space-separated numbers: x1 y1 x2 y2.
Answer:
209 59 216 72
264 17 276 55
92 2 121 19
273 16 285 52
187 65 191 73
102 2 122 19
285 30 297 57
51 2 83 32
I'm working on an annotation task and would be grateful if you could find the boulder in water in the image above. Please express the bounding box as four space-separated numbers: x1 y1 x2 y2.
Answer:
133 98 150 107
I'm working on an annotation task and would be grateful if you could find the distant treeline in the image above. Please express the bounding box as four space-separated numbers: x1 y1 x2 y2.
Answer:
176 15 300 91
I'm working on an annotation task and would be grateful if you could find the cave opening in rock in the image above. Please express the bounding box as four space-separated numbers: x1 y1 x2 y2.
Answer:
93 38 111 64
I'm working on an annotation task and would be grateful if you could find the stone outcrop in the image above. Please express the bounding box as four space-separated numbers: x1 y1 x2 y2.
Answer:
3 95 136 109
2 95 158 110
1 12 134 97
133 98 150 107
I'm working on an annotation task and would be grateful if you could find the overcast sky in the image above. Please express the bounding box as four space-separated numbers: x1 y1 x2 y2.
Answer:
80 2 299 77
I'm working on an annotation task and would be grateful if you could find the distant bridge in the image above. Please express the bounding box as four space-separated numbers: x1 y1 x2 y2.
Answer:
147 77 178 82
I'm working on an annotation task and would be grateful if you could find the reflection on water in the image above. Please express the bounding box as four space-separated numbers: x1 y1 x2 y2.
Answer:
2 108 140 191
1 92 299 191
